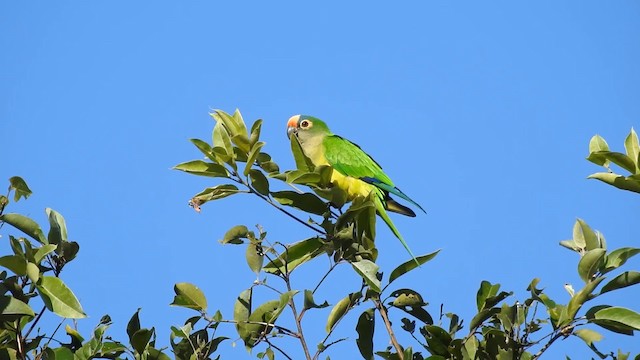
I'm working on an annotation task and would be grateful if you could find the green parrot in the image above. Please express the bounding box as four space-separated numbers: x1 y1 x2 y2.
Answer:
286 114 426 259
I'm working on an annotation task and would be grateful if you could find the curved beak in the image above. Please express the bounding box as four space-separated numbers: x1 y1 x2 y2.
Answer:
287 126 296 139
286 115 301 139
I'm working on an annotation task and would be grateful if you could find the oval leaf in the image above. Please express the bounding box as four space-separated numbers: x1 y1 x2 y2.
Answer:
351 260 381 293
245 242 264 275
577 248 606 283
600 271 640 294
171 283 208 312
326 292 361 333
263 237 325 275
356 309 375 360
36 276 86 318
271 191 328 216
587 172 640 194
221 225 250 245
46 208 68 245
603 247 640 273
389 250 440 284
173 160 229 178
624 127 639 170
0 213 47 244
0 295 35 317
593 306 640 330
574 328 603 346
234 288 252 340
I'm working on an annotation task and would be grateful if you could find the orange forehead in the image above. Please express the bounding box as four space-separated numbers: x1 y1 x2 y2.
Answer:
287 115 301 128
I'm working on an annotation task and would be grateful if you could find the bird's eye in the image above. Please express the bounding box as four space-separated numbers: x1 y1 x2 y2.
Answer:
300 120 310 128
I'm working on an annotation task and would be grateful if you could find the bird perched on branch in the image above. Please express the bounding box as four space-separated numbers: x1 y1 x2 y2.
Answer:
286 114 425 259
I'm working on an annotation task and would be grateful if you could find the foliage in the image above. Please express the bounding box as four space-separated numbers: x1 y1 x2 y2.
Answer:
586 128 640 193
0 111 637 359
173 110 640 359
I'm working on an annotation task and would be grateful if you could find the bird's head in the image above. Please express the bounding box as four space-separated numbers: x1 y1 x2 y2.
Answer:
286 115 331 141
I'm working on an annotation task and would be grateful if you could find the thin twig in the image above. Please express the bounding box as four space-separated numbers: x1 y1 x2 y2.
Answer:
285 278 312 360
234 177 326 235
531 329 568 360
214 319 298 338
312 262 339 294
24 305 47 339
265 337 293 360
373 298 404 360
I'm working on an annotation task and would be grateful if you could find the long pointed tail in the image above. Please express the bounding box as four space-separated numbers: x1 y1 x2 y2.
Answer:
375 198 418 263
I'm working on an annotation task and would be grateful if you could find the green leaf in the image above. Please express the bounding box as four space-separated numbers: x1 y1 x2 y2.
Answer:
244 142 265 176
560 277 605 327
234 288 252 343
190 184 241 211
577 248 606 282
127 308 141 341
559 239 581 253
131 328 154 354
246 241 264 275
45 346 73 360
189 138 216 162
46 208 68 245
592 151 637 173
221 225 250 245
356 308 375 360
9 176 32 202
36 276 86 318
0 213 47 244
0 255 27 276
34 244 57 264
146 347 172 360
587 135 610 166
171 283 208 312
263 237 325 275
351 259 381 293
624 127 639 170
211 109 250 151
0 295 35 317
58 241 79 263
587 306 635 335
423 325 453 356
573 219 600 251
593 306 640 330
26 262 39 283
603 247 640 273
271 190 328 215
249 119 263 147
574 328 603 346
588 172 640 194
326 292 361 333
390 289 426 307
259 160 280 174
242 299 285 347
388 250 440 284
469 307 500 331
173 160 229 178
212 118 234 158
303 289 329 310
249 169 270 196
476 281 500 311
600 271 640 294
389 289 433 324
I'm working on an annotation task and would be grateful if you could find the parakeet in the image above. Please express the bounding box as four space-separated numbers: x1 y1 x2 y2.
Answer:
286 114 425 259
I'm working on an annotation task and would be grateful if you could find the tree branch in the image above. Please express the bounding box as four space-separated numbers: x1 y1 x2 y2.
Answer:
373 298 404 360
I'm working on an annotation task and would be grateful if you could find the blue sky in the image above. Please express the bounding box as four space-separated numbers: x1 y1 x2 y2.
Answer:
2 1 639 358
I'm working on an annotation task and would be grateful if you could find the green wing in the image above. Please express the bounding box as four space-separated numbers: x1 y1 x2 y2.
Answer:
323 135 394 186
323 135 425 213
